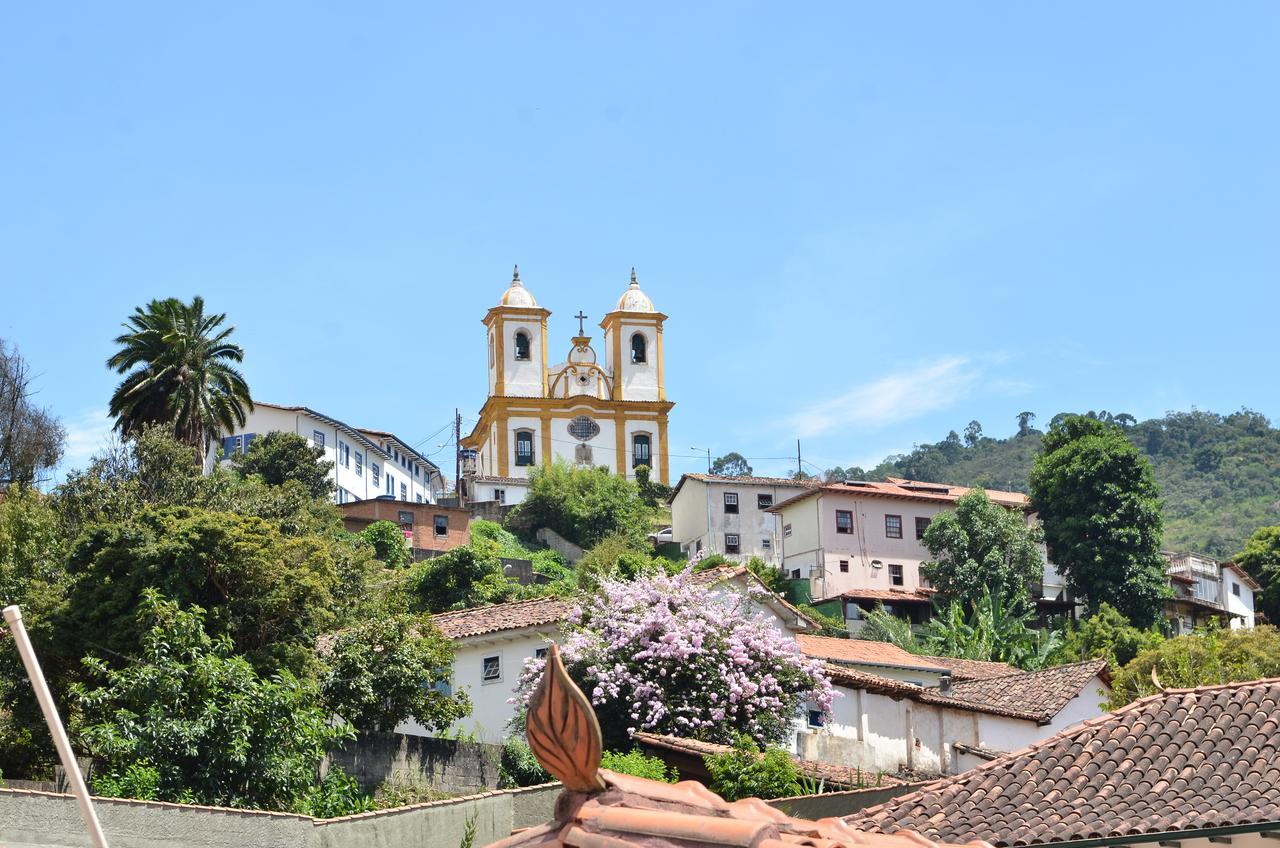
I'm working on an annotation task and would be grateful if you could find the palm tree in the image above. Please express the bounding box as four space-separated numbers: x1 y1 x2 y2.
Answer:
107 296 253 452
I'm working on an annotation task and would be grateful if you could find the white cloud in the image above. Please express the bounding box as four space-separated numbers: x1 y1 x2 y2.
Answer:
56 408 115 477
784 356 983 439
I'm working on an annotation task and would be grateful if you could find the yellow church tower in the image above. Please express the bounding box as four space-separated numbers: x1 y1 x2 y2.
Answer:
461 267 673 506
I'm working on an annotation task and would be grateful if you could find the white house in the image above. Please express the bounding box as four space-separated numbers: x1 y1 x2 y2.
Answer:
669 474 817 564
211 401 445 505
410 565 819 743
1163 551 1258 632
460 267 674 507
797 659 1110 776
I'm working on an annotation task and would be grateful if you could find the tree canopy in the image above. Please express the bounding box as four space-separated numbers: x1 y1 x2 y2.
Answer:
710 452 753 477
0 340 65 485
1235 526 1280 626
1030 415 1168 627
1107 624 1280 707
232 431 334 498
506 462 653 549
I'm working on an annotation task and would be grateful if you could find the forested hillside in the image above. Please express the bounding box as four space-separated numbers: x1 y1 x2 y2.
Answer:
825 409 1280 558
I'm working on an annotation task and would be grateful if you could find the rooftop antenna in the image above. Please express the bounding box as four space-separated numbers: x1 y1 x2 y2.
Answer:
3 605 110 848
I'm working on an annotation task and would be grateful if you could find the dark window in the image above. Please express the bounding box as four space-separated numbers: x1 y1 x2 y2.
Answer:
372 464 381 486
762 538 771 550
757 493 773 510
515 430 535 466
313 430 325 449
885 515 903 539
630 333 647 364
495 488 506 504
723 492 739 514
836 510 853 534
398 510 414 525
889 563 904 586
784 523 792 537
535 647 548 660
400 482 407 500
434 514 449 537
839 559 849 573
355 452 363 477
725 534 740 554
915 517 930 540
514 331 531 361
791 569 801 579
1233 583 1241 597
482 655 501 682
632 434 651 468
807 709 824 728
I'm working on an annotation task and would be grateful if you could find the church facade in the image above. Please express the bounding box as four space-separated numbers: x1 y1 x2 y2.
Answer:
461 267 673 505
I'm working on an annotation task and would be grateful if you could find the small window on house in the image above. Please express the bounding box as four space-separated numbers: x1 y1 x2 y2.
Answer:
632 433 651 468
338 441 350 468
631 333 647 364
839 559 849 573
915 517 930 540
386 473 394 495
355 452 363 477
495 488 506 504
482 655 501 682
313 430 325 449
1233 583 1241 597
398 510 414 525
889 563 904 586
372 464 381 487
784 523 792 537
434 514 449 537
416 494 423 503
535 647 549 660
835 510 853 534
885 515 903 539
515 430 535 466
807 709 824 728
791 569 801 579
757 493 773 510
725 534 740 554
762 538 771 550
400 482 407 500
514 331 531 361
723 492 739 514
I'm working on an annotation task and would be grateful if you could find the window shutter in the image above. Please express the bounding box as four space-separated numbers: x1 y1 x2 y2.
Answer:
222 436 235 458
243 433 256 454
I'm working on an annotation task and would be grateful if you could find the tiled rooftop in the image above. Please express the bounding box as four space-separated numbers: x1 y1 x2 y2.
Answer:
430 597 574 639
844 678 1280 846
917 656 1019 681
771 478 1028 512
841 588 937 604
797 635 948 672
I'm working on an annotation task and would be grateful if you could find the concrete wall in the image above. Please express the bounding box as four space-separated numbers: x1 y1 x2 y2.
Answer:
671 479 811 564
768 784 920 820
0 783 560 848
324 732 503 796
535 527 584 564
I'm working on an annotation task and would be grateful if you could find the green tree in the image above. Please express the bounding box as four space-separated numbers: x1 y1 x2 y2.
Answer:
72 591 351 811
710 452 753 477
963 420 983 447
703 734 800 801
574 532 662 591
600 748 678 782
319 614 470 732
0 340 66 485
920 489 1044 613
409 536 519 612
107 296 253 452
1030 415 1168 627
1049 603 1164 668
1107 624 1280 707
854 605 920 651
1016 411 1037 437
360 520 412 568
232 431 334 499
922 591 1062 670
506 462 652 549
1236 526 1280 625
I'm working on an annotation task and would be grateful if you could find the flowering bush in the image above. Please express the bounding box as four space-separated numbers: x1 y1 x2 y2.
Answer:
513 569 834 747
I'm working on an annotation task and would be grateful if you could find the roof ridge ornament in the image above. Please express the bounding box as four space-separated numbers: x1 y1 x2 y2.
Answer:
630 267 638 287
513 265 522 285
525 643 606 793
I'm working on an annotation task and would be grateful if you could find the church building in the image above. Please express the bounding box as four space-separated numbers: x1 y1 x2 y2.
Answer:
461 267 673 505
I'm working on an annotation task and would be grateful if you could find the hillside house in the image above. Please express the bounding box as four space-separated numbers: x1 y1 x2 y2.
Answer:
668 474 818 564
1163 551 1258 632
339 499 471 558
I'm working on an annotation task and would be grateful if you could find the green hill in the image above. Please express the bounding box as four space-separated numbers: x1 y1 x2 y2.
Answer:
825 409 1280 559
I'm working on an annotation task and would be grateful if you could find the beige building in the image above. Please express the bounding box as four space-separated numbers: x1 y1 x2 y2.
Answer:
668 473 816 564
769 477 1069 622
461 267 673 505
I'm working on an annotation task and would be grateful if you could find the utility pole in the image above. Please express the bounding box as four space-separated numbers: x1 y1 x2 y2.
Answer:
796 439 803 479
454 409 462 504
705 447 711 474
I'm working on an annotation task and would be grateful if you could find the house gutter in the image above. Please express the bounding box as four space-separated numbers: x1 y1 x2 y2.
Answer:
1006 820 1280 848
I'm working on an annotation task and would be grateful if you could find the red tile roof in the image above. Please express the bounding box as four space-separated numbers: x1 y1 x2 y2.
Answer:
819 663 928 698
842 588 937 604
845 677 1280 846
632 732 915 790
917 656 1019 681
797 636 949 672
430 597 573 640
918 659 1108 724
771 478 1028 512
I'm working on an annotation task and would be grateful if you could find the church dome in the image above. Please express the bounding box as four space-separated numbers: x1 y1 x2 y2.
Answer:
500 266 537 307
615 268 654 312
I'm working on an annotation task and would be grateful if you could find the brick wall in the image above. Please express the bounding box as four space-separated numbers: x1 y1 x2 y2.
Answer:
340 500 470 554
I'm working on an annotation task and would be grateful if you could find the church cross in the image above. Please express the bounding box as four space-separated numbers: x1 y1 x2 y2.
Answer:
574 311 588 336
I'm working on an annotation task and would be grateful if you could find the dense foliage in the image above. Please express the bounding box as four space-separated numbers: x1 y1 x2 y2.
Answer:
1107 624 1280 707
73 592 353 812
1235 526 1280 626
1030 416 1169 627
703 734 800 801
920 489 1044 613
507 462 653 549
359 520 413 569
831 408 1280 558
600 748 679 782
1048 602 1164 669
710 452 753 477
514 569 834 749
232 431 334 499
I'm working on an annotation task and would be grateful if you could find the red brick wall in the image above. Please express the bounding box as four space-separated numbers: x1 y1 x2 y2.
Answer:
340 500 471 554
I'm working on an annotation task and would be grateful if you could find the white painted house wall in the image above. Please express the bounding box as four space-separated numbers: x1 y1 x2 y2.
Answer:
670 477 814 565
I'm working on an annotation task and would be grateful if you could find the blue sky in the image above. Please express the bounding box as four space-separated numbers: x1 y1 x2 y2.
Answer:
3 2 1278 482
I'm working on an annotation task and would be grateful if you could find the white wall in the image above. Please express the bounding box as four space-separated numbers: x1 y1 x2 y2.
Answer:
604 319 660 402
1225 571 1256 628
671 479 810 564
496 318 545 398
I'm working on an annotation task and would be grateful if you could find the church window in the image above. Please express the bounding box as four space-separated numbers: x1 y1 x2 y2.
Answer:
632 433 651 468
514 331 531 361
630 333 647 364
515 430 535 466
568 415 601 441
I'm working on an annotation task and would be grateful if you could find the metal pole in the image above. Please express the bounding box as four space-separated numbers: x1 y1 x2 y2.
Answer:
3 605 110 848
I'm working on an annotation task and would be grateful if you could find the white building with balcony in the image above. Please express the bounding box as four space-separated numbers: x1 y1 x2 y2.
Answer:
1163 551 1257 632
211 401 445 505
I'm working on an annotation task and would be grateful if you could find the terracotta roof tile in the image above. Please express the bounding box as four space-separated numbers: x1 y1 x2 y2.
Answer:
430 597 574 639
770 479 1028 513
916 657 1019 682
845 677 1280 846
841 588 937 604
797 636 948 672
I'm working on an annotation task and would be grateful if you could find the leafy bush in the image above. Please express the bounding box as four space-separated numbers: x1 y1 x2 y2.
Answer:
703 734 800 801
1049 603 1164 669
359 520 412 568
1108 624 1280 707
922 591 1062 670
232 431 334 499
600 748 678 783
373 772 454 808
498 737 550 788
506 462 653 549
299 767 374 818
92 761 161 801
